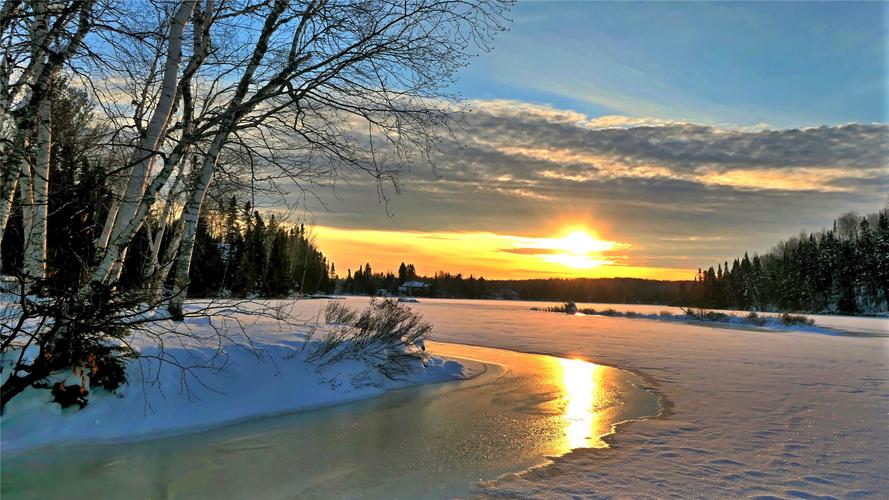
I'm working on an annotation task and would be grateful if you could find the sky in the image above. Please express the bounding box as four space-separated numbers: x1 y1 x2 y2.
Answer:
293 1 889 281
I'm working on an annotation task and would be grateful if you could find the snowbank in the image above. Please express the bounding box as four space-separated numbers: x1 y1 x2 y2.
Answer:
1 304 472 453
531 304 853 335
387 298 889 498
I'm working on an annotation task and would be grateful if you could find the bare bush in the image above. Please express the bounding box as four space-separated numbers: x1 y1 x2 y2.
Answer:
0 275 297 411
780 313 815 327
307 299 430 379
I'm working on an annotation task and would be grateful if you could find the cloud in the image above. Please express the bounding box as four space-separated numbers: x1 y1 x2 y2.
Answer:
499 247 563 255
461 100 888 180
284 99 886 273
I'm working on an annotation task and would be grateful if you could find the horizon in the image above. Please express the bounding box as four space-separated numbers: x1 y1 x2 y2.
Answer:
3 2 887 498
292 1 887 281
311 206 885 281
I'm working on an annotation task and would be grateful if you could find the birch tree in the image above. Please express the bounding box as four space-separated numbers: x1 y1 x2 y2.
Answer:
0 0 96 287
0 0 511 408
165 0 512 315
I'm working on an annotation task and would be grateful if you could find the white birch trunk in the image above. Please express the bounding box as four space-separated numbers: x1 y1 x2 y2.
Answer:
142 154 185 299
168 137 221 315
146 217 184 304
3 0 48 280
85 0 196 291
22 95 50 283
0 48 17 257
0 169 19 265
167 0 289 315
17 151 35 284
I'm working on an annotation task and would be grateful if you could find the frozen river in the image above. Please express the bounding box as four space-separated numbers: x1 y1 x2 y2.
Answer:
1 342 659 499
3 297 886 498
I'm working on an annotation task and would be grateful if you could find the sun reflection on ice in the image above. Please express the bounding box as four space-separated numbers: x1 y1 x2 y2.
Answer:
559 358 609 449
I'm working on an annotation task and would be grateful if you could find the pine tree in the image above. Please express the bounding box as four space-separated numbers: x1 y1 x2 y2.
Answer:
856 218 878 309
877 212 889 307
188 214 225 296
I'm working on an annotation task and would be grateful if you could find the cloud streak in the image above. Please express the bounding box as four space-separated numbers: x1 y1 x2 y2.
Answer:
459 100 888 192
288 99 887 277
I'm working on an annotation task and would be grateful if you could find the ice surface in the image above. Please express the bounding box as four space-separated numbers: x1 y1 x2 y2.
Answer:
3 297 887 498
397 298 889 498
0 303 470 453
1 343 658 499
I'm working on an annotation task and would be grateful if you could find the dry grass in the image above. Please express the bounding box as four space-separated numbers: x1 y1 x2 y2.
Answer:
306 299 431 379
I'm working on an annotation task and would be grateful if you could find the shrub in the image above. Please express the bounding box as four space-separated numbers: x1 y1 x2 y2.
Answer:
781 313 815 326
702 310 731 322
746 312 767 326
1 288 138 412
308 299 431 379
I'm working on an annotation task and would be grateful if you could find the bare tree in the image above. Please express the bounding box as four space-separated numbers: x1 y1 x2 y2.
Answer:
0 0 512 409
167 0 511 315
0 0 97 289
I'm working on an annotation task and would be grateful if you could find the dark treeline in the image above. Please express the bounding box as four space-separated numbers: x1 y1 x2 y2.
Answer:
0 83 333 300
336 210 888 315
688 210 888 315
185 197 335 298
337 260 687 305
341 263 491 299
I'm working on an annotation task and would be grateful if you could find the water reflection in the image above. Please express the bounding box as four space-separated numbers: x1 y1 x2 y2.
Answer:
2 343 657 500
559 358 605 449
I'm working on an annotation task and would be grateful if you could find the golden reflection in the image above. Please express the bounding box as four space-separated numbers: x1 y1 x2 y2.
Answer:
559 358 607 449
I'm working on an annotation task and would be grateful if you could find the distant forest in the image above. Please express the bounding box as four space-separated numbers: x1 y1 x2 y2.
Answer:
688 210 887 315
185 198 335 298
337 210 889 315
0 84 335 300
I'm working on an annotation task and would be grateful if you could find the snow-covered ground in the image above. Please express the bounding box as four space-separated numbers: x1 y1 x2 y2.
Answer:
3 297 887 498
0 302 472 453
391 298 888 498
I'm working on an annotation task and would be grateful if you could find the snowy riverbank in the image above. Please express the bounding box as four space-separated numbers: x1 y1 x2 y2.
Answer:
387 298 889 498
3 297 886 498
0 303 475 453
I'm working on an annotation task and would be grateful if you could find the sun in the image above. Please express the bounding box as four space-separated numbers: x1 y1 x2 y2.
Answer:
538 228 621 270
560 230 599 255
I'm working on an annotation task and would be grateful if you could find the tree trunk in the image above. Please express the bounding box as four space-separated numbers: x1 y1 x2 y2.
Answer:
168 138 221 317
143 154 185 283
84 0 196 291
147 217 184 305
167 0 289 316
18 150 35 284
21 96 50 284
0 44 18 262
0 168 19 265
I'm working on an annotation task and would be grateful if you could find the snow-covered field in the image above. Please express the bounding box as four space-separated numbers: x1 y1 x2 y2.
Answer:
398 298 889 498
0 302 471 452
3 297 887 498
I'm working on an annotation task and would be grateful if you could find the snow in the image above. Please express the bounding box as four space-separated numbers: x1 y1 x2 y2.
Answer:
0 302 474 453
3 296 888 498
390 298 889 498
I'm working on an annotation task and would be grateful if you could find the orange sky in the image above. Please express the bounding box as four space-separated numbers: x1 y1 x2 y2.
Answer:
312 225 694 281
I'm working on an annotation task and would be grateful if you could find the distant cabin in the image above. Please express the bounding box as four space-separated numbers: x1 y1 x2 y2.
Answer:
398 281 429 295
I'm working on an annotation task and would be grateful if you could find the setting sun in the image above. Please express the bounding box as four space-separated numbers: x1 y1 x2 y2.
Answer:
558 231 603 255
531 228 625 270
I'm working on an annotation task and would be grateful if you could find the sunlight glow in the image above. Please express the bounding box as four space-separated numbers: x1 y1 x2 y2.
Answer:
559 358 608 449
313 225 693 280
524 228 625 269
560 230 601 255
